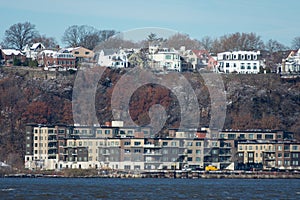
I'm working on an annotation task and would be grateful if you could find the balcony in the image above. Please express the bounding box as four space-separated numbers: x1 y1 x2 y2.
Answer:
264 156 276 160
144 152 162 156
144 144 162 148
144 160 162 163
48 146 57 150
102 152 110 156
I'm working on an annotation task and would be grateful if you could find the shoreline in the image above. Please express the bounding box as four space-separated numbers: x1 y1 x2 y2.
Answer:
3 171 300 179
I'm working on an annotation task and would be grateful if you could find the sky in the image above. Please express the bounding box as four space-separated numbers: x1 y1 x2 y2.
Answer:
1 0 299 47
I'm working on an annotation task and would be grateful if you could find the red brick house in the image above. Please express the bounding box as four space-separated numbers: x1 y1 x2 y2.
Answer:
38 50 76 69
0 49 26 66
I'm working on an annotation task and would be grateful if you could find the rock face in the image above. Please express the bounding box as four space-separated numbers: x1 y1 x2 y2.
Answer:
0 66 299 167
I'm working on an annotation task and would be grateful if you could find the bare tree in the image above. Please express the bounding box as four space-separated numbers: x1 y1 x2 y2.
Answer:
164 33 201 50
32 34 58 49
3 22 38 50
200 36 214 52
265 39 287 53
62 25 117 50
94 36 138 51
291 36 300 49
211 32 264 53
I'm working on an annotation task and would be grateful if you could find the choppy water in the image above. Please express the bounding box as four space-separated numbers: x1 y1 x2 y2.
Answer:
0 178 299 199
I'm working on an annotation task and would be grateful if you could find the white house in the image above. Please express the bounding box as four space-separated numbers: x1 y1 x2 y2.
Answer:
216 51 261 74
23 43 45 60
97 49 131 68
148 46 181 72
281 49 300 73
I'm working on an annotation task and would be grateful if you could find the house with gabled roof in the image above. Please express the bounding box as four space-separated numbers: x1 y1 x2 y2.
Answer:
181 49 213 71
281 49 300 73
0 49 26 66
23 43 45 60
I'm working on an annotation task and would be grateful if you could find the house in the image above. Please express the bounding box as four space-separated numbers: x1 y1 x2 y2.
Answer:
65 46 95 64
280 49 300 73
148 46 181 72
37 49 76 70
182 49 212 71
216 51 261 74
97 49 132 68
0 49 26 66
23 43 45 60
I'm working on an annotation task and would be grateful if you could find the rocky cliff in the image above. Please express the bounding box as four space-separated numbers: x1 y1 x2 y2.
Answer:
0 66 299 167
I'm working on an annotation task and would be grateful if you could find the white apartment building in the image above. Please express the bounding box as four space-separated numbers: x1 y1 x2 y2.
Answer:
216 51 261 74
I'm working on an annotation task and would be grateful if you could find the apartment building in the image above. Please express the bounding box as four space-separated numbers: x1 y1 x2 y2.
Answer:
237 141 300 170
216 51 261 74
25 123 298 171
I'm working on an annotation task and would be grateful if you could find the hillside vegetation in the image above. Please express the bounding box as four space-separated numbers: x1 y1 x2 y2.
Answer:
0 67 299 168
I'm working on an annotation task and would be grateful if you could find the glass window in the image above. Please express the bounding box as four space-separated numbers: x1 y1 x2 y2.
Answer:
292 146 299 150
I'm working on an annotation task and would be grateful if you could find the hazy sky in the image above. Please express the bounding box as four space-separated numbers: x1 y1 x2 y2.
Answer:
1 0 299 47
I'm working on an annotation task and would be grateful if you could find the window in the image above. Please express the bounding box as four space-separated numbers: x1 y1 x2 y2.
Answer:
196 142 201 146
105 130 110 135
248 152 254 158
165 55 171 59
284 160 290 166
220 134 225 139
239 134 245 139
162 142 168 146
187 157 193 161
134 149 141 153
278 160 282 166
212 149 218 154
228 134 236 139
257 134 262 139
249 134 254 139
74 51 79 54
292 161 299 166
278 153 282 158
196 150 201 154
265 134 274 140
239 146 242 150
124 149 131 153
124 165 131 170
97 130 102 134
284 153 290 158
278 146 282 151
85 52 90 55
128 130 133 135
187 150 193 154
134 141 141 146
196 157 201 162
171 142 177 147
284 145 290 151
249 146 253 150
292 146 299 150
226 63 229 68
292 153 299 158
124 141 131 146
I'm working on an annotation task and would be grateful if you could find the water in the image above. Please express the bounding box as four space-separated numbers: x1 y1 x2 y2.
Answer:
0 178 299 199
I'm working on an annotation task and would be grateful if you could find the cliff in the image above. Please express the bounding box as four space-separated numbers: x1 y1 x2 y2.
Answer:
0 66 299 167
